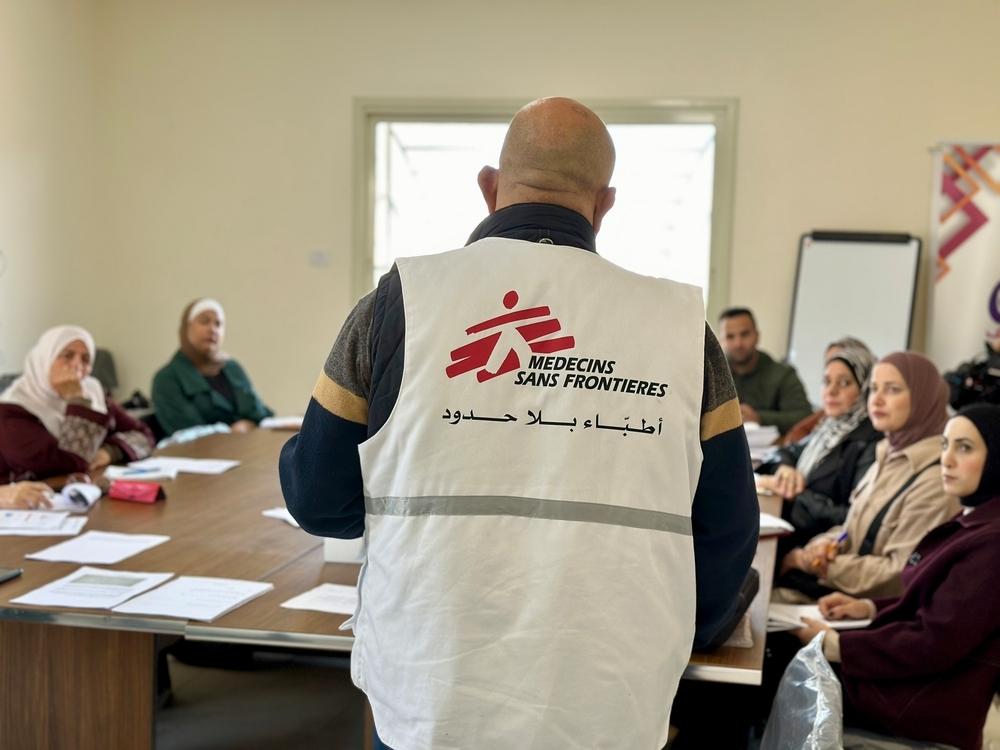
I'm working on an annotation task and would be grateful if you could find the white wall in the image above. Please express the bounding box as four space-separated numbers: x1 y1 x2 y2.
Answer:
0 0 101 376
12 0 1000 411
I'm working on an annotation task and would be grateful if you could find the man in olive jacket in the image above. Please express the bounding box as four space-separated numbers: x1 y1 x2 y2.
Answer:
718 307 812 435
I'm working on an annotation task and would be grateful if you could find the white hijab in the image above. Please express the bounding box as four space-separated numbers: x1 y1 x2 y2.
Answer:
0 325 107 436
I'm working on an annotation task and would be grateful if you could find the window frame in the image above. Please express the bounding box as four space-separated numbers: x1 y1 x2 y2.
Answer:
352 97 738 319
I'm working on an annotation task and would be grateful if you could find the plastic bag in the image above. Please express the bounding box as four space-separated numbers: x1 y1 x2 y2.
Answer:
761 632 844 750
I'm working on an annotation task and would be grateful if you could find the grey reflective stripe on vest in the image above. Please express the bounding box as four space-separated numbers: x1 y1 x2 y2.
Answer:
365 495 693 535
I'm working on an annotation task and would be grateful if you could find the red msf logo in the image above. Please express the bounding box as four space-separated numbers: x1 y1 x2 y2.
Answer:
446 290 575 382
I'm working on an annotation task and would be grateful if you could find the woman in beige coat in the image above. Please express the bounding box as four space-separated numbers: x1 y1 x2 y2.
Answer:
779 351 960 598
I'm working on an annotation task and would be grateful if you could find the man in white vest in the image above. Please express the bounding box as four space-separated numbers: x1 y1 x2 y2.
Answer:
281 97 759 750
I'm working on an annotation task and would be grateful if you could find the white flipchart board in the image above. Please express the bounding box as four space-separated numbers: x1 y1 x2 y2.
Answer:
786 232 921 407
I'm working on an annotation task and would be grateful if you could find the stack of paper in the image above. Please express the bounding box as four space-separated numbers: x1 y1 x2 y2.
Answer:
262 507 300 528
260 416 303 431
745 423 780 464
11 567 173 609
760 512 795 537
767 603 872 633
281 583 358 615
27 530 170 564
0 510 87 537
111 576 274 622
104 465 179 482
126 457 240 475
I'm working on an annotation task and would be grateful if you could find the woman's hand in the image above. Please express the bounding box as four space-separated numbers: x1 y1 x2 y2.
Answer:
780 547 809 575
793 617 834 645
0 482 54 509
230 419 257 434
50 360 84 400
818 592 875 621
88 448 113 471
801 536 838 578
773 465 806 499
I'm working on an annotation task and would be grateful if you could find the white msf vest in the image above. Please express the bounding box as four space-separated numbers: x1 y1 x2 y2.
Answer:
354 237 705 750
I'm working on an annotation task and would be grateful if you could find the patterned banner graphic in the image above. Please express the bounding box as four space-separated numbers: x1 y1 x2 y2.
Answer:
928 144 1000 370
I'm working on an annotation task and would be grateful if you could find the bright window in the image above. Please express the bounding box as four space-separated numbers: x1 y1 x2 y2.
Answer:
358 100 737 316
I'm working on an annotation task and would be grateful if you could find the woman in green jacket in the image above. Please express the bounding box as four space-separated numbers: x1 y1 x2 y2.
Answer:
152 298 272 436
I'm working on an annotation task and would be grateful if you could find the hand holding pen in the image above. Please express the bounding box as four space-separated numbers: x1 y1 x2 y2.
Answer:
808 531 849 578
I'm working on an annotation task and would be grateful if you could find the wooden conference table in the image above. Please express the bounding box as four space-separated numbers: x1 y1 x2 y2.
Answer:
0 430 777 749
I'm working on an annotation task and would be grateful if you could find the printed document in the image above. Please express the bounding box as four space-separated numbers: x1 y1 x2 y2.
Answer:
259 416 303 430
281 583 358 615
104 465 179 481
127 457 240 475
1 510 69 531
11 567 173 609
262 507 300 528
49 482 102 513
767 603 872 633
759 512 794 536
112 576 273 621
2 516 87 537
27 530 170 564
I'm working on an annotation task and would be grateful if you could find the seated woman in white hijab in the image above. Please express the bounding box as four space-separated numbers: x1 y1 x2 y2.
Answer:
0 482 53 509
151 298 272 436
0 326 155 480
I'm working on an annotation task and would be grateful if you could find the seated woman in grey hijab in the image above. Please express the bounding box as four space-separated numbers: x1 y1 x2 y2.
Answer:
758 343 882 548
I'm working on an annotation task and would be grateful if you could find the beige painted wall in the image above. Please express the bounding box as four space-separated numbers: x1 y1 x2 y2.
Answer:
12 0 1000 412
0 0 101 376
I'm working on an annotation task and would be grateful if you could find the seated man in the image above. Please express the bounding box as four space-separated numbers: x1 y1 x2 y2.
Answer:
719 307 812 435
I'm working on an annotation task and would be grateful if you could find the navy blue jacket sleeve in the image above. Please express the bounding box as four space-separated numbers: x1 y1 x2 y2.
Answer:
279 398 367 539
691 325 760 649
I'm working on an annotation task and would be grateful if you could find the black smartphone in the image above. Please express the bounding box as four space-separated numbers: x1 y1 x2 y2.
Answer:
0 567 24 584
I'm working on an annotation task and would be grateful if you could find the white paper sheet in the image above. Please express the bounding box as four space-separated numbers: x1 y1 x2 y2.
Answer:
0 510 69 530
49 482 103 513
1 516 88 536
262 507 300 528
759 512 795 536
11 566 174 609
111 576 273 622
104 465 179 482
127 457 240 475
280 583 358 615
767 603 872 633
27 530 170 564
259 416 303 430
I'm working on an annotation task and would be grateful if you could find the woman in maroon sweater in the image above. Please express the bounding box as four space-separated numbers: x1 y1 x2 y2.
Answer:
795 404 1000 750
0 326 154 481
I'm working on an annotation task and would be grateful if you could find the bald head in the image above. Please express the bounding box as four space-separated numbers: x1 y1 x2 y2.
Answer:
478 97 617 232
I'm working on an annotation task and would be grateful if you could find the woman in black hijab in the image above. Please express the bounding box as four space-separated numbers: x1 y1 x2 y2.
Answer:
794 404 1000 749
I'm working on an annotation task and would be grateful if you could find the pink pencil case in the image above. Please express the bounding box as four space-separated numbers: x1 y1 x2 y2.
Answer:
108 480 165 503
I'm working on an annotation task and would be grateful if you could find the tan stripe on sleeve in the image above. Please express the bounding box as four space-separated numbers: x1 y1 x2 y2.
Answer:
700 397 742 441
313 372 368 425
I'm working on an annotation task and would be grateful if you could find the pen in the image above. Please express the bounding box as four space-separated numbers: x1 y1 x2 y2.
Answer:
825 531 849 559
122 467 159 476
811 531 849 570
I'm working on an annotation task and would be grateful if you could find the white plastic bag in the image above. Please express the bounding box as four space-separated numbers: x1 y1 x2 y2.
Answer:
761 632 844 750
